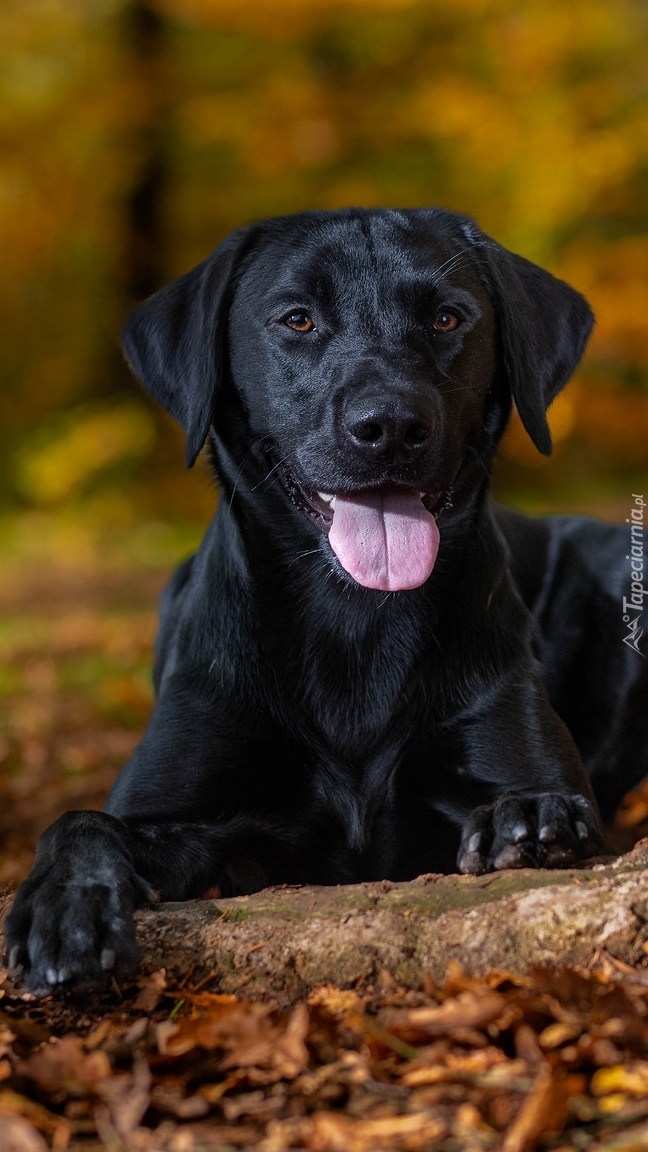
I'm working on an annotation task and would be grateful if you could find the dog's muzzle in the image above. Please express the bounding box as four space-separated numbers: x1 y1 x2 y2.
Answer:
276 458 455 592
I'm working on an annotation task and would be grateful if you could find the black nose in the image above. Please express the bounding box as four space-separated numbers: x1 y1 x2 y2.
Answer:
345 398 437 465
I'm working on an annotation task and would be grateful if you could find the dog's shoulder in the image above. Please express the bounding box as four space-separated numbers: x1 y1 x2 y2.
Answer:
494 501 629 614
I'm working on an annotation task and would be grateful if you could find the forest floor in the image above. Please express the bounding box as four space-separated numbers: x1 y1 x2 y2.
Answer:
2 524 648 1151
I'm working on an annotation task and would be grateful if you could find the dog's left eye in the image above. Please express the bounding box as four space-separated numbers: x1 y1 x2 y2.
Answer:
432 310 460 333
284 311 315 333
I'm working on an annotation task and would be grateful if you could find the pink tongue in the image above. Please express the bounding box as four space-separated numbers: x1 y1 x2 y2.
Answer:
328 488 440 591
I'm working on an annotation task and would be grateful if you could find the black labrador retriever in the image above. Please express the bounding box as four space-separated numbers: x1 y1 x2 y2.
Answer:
6 208 647 991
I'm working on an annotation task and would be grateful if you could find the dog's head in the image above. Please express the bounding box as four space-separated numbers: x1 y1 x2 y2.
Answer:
123 209 593 592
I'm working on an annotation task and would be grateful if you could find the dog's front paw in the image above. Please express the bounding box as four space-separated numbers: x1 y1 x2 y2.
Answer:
5 810 157 993
457 792 604 875
5 860 155 994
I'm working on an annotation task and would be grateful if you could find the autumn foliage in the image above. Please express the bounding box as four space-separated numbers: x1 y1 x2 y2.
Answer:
4 958 648 1150
0 0 646 528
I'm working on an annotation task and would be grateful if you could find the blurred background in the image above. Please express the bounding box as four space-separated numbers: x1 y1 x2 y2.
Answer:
1 0 647 878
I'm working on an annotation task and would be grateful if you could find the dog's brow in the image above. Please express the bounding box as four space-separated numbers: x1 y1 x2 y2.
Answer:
430 251 475 282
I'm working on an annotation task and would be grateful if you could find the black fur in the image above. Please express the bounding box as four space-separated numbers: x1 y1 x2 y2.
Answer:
6 208 646 991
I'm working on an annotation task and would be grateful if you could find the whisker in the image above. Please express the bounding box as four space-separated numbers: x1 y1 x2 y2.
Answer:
430 250 475 284
430 250 467 279
430 238 498 286
251 453 292 492
224 435 275 509
226 460 247 513
288 548 323 567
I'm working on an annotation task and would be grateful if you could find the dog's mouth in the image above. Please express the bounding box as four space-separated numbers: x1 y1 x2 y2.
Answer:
277 462 454 592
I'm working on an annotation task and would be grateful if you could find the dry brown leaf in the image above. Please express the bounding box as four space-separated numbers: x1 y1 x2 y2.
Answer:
199 1069 249 1102
443 961 534 995
165 1000 274 1056
221 1089 285 1121
155 1019 178 1054
133 968 167 1013
514 1022 545 1066
96 1059 152 1138
308 1109 447 1151
0 1114 48 1152
163 999 310 1080
380 989 509 1036
83 1018 113 1051
219 1002 310 1078
0 1091 71 1146
161 999 262 1055
308 985 363 1015
17 1037 111 1096
403 1047 519 1087
453 1101 498 1146
148 1080 210 1119
616 790 648 829
169 990 238 1009
501 1064 579 1152
537 1020 583 1049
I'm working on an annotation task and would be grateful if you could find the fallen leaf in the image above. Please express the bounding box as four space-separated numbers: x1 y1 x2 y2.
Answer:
97 1059 151 1138
0 1114 48 1152
308 1109 446 1151
0 1091 70 1146
502 1064 574 1152
133 968 167 1013
380 990 510 1036
164 999 309 1080
18 1038 111 1096
591 1062 648 1097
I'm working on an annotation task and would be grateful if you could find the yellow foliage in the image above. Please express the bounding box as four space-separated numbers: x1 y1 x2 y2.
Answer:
591 1063 648 1098
157 0 429 37
0 0 646 510
13 400 155 505
560 237 648 360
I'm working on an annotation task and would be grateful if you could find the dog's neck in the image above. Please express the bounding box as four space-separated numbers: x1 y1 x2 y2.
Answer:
206 474 505 740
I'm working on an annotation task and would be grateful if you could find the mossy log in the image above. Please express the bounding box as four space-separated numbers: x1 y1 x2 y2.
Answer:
3 843 648 1003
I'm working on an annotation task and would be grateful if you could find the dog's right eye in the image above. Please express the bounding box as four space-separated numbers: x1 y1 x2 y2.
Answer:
283 311 315 333
432 309 460 333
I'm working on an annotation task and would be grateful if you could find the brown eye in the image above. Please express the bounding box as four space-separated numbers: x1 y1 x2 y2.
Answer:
284 311 314 333
432 310 460 333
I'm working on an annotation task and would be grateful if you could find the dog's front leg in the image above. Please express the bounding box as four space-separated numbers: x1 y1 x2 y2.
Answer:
5 810 155 992
6 678 298 990
5 811 290 991
455 676 605 875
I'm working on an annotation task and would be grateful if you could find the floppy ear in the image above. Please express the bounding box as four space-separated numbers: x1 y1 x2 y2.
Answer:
467 227 594 455
122 228 249 467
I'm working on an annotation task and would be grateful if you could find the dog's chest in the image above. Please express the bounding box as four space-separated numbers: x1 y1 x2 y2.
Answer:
289 617 422 754
294 625 425 790
257 589 440 851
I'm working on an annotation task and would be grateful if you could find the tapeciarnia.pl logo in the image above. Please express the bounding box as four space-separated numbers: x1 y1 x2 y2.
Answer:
622 494 645 656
